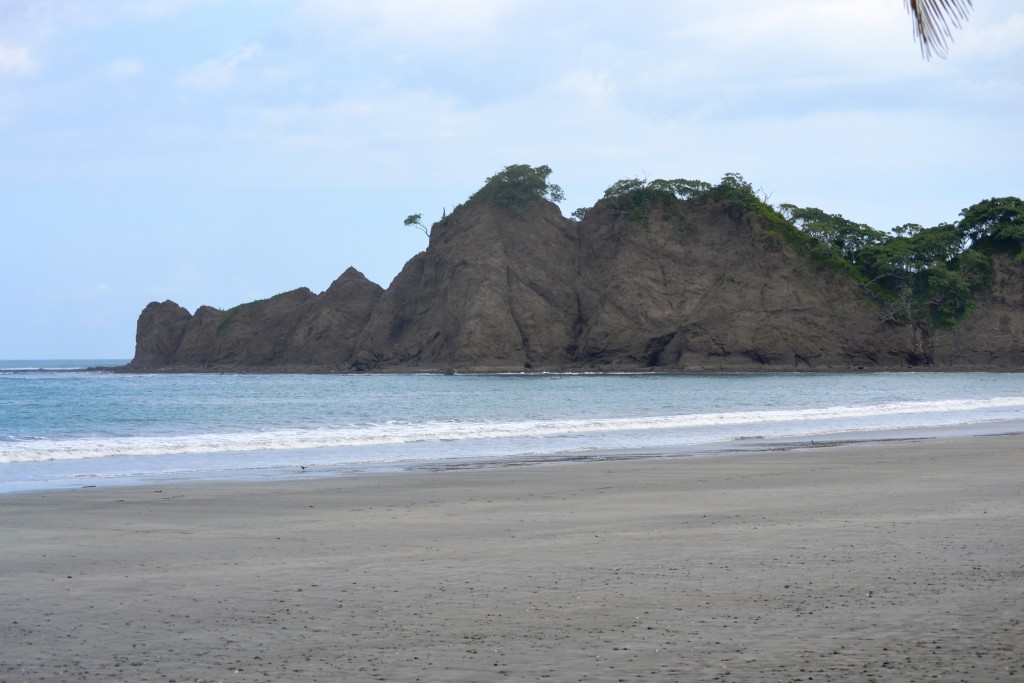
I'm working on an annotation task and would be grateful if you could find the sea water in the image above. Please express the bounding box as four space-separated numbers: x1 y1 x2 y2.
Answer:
1 361 1022 493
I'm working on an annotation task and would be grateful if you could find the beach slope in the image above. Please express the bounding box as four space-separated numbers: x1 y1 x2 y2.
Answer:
2 437 1022 682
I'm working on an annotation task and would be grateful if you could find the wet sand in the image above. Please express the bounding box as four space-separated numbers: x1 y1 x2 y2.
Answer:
1 436 1022 682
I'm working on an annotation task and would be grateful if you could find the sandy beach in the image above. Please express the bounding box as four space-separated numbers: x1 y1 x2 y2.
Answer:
1 437 1022 682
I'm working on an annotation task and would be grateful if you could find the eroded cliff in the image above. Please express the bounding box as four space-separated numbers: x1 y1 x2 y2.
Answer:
127 175 1023 373
129 267 382 371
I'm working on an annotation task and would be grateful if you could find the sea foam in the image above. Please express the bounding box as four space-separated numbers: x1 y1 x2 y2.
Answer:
3 396 1022 464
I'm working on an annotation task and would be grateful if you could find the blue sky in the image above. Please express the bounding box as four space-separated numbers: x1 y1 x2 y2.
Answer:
1 0 1022 359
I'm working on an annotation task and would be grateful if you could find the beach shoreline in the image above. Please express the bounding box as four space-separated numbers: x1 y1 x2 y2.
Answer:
2 435 1022 681
7 420 1023 496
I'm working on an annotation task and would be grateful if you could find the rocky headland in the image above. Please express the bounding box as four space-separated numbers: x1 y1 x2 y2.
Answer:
126 167 1024 373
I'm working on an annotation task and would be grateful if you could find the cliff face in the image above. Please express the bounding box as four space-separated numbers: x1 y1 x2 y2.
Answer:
932 252 1024 368
291 267 389 366
129 267 382 371
348 194 912 371
352 198 580 371
133 300 193 367
127 196 1023 373
570 199 912 370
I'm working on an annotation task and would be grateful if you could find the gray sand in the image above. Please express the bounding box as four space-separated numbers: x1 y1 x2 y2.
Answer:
1 436 1022 682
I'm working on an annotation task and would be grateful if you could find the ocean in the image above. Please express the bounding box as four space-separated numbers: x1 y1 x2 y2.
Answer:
1 360 1022 494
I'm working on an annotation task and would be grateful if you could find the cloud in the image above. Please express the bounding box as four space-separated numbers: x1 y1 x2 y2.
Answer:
297 0 520 45
104 58 144 81
956 11 1024 61
178 43 263 90
120 0 208 18
554 68 615 103
256 88 469 164
0 43 37 76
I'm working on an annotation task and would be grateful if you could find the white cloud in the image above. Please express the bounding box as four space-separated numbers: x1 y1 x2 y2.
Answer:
296 0 521 46
120 0 209 18
671 0 918 70
956 11 1024 59
555 68 615 102
178 43 263 90
0 43 37 75
104 58 144 81
257 87 467 156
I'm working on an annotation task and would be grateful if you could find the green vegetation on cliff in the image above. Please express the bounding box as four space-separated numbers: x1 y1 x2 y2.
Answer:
780 196 1021 331
598 170 1021 333
474 164 565 215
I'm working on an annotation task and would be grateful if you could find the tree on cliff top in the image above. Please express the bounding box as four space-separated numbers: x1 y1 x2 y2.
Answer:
957 197 1024 259
475 164 565 215
403 213 429 237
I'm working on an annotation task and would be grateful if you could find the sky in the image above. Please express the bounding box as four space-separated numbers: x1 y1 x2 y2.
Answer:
1 0 1022 359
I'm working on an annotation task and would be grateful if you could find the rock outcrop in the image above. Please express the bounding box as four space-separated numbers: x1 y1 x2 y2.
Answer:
129 268 382 371
352 198 580 371
132 300 193 368
127 191 1024 373
568 198 912 370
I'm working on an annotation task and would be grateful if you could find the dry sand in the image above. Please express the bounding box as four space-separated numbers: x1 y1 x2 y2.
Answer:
1 436 1022 682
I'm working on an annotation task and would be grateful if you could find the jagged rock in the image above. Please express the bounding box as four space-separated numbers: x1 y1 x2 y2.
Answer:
126 187 1023 373
354 197 579 370
291 268 385 367
128 268 382 371
132 301 192 368
354 193 914 372
570 198 913 370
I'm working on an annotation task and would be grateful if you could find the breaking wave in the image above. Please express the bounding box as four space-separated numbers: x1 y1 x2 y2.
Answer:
4 396 1023 464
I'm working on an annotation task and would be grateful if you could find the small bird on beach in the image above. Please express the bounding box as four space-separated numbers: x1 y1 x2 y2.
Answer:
299 465 307 471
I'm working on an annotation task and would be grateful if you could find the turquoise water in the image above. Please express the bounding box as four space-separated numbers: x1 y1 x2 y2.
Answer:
1 362 1022 492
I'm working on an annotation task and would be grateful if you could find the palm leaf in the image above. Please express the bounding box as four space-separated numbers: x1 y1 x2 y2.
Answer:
905 0 973 59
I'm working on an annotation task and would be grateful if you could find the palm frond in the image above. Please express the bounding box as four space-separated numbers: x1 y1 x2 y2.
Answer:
905 0 973 59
